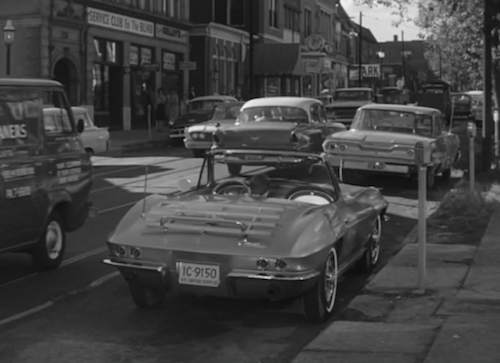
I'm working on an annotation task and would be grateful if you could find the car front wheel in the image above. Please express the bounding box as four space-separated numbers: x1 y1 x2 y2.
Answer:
31 211 66 271
128 282 165 308
303 247 338 323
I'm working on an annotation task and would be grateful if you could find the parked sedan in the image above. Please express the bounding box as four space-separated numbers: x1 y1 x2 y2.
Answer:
451 92 473 120
322 104 460 189
168 95 238 145
102 147 388 323
213 97 346 176
72 107 110 155
184 101 244 157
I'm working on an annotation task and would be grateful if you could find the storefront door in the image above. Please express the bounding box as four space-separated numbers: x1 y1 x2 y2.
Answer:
130 70 155 129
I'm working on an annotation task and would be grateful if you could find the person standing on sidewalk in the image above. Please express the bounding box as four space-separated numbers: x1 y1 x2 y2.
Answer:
155 87 168 132
168 88 179 124
188 86 196 100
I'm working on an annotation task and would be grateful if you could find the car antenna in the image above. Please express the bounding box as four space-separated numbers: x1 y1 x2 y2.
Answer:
141 165 149 218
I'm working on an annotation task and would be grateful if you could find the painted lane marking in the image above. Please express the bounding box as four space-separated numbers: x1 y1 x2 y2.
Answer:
0 272 120 328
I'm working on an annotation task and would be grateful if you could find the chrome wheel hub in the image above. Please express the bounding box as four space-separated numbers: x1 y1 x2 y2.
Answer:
46 221 63 259
324 249 338 313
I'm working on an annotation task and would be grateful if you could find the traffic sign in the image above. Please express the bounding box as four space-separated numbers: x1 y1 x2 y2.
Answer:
179 61 197 71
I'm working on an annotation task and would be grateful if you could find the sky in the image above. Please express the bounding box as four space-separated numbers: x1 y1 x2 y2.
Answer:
340 0 422 42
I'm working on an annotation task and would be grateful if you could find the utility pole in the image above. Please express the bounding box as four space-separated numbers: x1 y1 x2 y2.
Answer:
248 0 255 99
401 31 406 88
482 0 493 172
358 12 362 87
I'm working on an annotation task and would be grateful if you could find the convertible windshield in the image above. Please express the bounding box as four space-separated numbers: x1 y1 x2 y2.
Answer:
334 90 372 101
236 106 309 124
188 100 223 112
194 150 341 204
351 109 433 137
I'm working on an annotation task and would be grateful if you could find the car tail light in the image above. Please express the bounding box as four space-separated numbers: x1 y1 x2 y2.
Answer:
114 246 126 257
275 259 287 271
256 258 269 270
130 247 141 259
339 144 347 151
407 149 415 156
290 132 299 143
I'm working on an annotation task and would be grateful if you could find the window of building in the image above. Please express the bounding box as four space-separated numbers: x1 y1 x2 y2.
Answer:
219 46 227 95
304 8 312 38
213 46 220 94
228 0 245 25
284 7 300 32
93 38 122 112
269 0 278 28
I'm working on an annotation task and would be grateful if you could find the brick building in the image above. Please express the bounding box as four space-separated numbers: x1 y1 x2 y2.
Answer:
0 0 191 130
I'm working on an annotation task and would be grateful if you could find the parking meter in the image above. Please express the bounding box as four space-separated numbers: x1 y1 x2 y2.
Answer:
467 122 477 138
414 140 431 166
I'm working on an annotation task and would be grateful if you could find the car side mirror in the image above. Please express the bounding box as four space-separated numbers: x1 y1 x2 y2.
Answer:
177 178 192 193
76 119 85 133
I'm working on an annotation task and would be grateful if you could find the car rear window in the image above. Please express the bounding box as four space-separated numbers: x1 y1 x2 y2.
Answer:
0 88 41 158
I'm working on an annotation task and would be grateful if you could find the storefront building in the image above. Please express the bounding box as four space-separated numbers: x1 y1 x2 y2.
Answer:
0 0 191 131
301 34 349 97
189 22 249 99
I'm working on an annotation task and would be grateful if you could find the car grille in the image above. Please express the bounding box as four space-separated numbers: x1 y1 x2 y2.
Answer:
170 126 185 138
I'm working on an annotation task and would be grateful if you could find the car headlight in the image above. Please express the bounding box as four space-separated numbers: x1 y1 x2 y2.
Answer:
169 120 175 126
407 149 415 156
199 133 206 140
191 132 199 140
339 144 347 151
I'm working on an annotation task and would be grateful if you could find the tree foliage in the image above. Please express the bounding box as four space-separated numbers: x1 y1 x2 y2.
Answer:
354 0 500 107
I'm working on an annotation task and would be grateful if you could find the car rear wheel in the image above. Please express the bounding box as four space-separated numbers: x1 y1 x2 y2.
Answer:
357 215 382 273
128 282 165 308
227 164 242 176
192 149 205 158
31 212 66 271
303 247 338 324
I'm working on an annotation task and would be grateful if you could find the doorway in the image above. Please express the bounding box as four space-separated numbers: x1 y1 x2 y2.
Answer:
53 58 78 105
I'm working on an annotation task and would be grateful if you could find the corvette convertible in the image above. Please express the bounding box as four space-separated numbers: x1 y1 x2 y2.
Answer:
103 148 389 323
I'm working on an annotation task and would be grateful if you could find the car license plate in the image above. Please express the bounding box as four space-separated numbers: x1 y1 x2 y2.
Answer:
245 155 263 161
368 161 386 170
178 262 220 287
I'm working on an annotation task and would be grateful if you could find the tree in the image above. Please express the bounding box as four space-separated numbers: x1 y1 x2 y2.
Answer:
353 0 500 108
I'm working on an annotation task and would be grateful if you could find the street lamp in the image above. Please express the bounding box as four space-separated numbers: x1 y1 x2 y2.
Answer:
3 20 15 76
377 51 385 86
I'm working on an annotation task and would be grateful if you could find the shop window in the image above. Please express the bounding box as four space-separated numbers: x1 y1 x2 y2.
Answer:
304 8 312 37
140 47 153 65
94 38 121 64
130 45 139 66
212 46 220 94
92 64 110 112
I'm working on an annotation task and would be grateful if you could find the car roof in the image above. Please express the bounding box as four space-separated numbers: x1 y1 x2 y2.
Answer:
242 97 321 109
42 107 69 114
359 103 440 114
0 78 63 87
335 87 373 92
189 95 238 103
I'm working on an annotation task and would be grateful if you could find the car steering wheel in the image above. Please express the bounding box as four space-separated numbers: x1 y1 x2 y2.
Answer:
375 120 395 131
212 179 250 195
286 187 335 204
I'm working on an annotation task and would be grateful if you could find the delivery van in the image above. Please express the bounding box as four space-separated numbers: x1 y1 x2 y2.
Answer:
0 78 93 271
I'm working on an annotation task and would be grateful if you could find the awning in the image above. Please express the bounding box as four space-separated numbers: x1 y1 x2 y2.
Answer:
246 43 306 76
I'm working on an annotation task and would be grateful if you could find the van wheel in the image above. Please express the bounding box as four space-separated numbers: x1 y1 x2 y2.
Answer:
31 212 66 271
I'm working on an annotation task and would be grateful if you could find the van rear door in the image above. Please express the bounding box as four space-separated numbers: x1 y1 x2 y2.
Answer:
0 87 45 252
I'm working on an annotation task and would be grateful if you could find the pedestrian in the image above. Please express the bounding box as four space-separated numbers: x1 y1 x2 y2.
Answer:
155 87 168 132
189 86 197 100
168 88 179 123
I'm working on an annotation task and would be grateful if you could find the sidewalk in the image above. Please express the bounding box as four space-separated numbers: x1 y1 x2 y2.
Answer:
106 128 169 154
292 205 500 363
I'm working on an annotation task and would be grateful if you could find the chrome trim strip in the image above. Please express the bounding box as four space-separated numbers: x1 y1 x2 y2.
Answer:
227 270 320 281
102 259 166 273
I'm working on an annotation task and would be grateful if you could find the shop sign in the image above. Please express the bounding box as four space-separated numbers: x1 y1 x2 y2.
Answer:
349 64 381 80
163 52 176 71
130 46 139 65
305 34 325 52
155 24 188 43
141 47 152 65
87 7 154 37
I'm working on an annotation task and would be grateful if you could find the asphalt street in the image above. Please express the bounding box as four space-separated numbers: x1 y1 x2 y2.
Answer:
0 146 461 363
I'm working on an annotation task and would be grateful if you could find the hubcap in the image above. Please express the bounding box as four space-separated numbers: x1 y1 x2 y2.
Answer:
323 249 338 313
370 216 382 264
46 221 63 259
